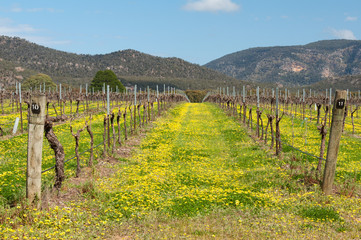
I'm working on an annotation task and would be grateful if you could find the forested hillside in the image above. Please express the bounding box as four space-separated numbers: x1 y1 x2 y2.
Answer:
0 36 242 90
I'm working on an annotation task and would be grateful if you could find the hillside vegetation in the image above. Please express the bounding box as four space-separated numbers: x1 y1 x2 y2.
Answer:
205 39 361 89
0 36 242 90
1 36 361 90
308 74 361 91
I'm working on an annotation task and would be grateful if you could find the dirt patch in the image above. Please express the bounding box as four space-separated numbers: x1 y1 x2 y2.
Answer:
41 166 95 209
116 134 145 157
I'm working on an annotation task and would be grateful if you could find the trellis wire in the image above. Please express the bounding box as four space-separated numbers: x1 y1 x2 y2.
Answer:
249 112 325 161
41 139 107 174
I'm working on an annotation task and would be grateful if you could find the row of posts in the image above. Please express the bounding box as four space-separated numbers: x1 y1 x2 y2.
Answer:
212 87 349 196
10 82 180 99
25 83 185 205
6 82 181 134
216 86 359 101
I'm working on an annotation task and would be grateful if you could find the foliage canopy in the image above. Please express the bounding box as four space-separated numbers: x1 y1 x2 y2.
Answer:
90 70 125 92
22 73 56 90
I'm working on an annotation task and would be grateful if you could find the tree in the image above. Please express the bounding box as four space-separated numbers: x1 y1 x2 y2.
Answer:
90 70 125 92
22 73 56 91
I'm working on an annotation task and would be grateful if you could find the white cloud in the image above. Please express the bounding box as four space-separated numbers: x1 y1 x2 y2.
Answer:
27 8 56 13
345 16 357 22
11 7 22 13
9 5 59 13
0 24 35 34
0 18 36 35
329 28 357 40
0 18 70 46
183 0 240 13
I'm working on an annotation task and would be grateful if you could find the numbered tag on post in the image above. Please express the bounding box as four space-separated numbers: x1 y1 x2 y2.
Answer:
336 99 345 109
31 103 41 114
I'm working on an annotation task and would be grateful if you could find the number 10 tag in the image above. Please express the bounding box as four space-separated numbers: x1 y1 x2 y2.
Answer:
31 103 41 114
336 99 345 109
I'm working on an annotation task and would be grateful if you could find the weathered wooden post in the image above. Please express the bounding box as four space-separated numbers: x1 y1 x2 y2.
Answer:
134 85 137 131
302 89 305 120
85 83 88 112
242 86 246 124
232 86 236 115
59 83 62 116
322 90 347 195
19 82 23 132
27 94 46 205
107 85 110 147
256 86 260 137
147 86 151 121
157 85 160 116
329 88 332 127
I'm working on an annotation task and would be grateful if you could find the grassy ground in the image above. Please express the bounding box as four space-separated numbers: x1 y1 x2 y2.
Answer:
241 103 361 186
1 102 361 239
0 100 161 206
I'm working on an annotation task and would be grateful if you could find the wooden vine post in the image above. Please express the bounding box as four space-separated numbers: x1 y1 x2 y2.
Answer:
329 88 332 127
103 115 107 157
26 94 46 205
322 90 347 195
111 113 116 153
147 86 151 121
107 85 111 148
123 109 128 140
157 85 160 117
19 83 23 132
59 84 62 116
137 104 141 128
256 87 260 137
242 86 246 124
134 85 137 131
302 89 305 120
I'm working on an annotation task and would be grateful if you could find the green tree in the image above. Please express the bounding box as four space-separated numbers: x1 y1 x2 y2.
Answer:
22 73 56 90
90 70 125 92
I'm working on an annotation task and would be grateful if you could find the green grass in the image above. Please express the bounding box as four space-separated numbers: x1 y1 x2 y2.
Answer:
234 102 361 186
0 100 161 206
299 205 340 222
1 102 361 239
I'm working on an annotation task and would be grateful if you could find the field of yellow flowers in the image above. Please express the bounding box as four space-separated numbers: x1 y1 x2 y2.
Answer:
0 99 109 137
1 102 361 239
0 98 156 206
241 103 361 185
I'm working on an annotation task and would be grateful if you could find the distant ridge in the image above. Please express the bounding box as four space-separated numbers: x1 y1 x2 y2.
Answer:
2 36 360 90
205 40 361 89
0 35 242 90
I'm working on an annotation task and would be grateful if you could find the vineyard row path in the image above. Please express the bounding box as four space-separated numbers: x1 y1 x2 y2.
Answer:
3 102 361 239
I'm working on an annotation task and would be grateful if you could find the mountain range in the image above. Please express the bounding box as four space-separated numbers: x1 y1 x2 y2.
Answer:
205 39 361 90
0 36 243 90
0 36 360 91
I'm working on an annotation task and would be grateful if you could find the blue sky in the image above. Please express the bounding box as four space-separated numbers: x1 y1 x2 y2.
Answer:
0 0 359 65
